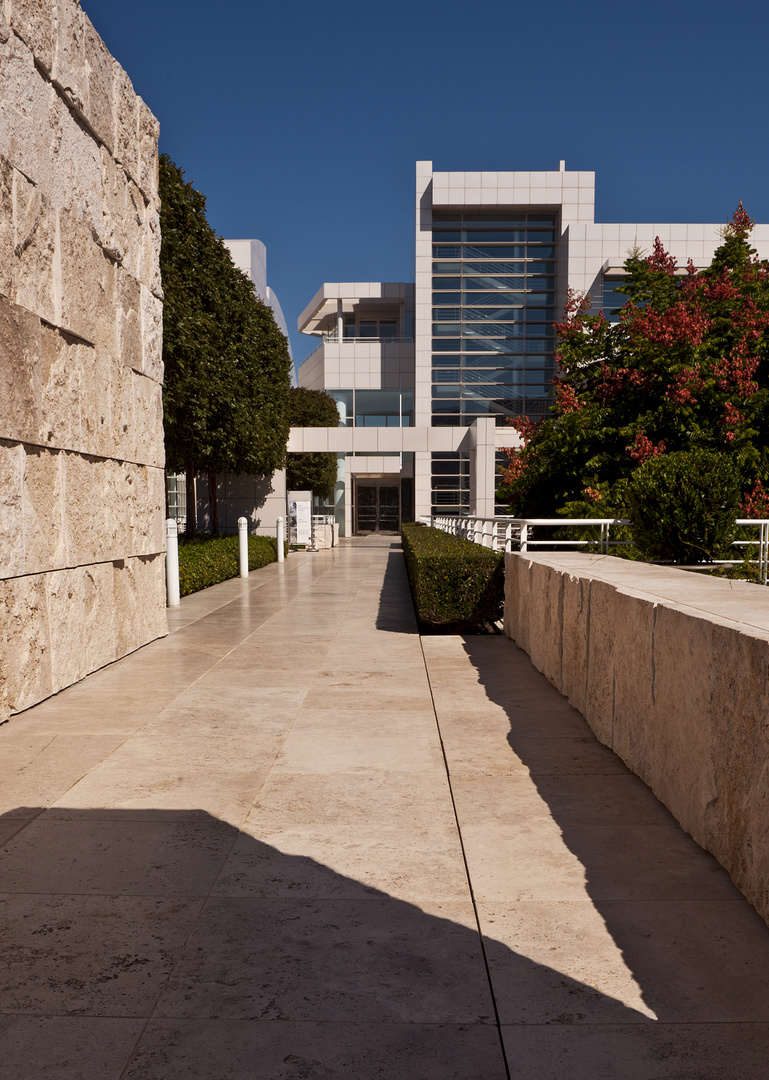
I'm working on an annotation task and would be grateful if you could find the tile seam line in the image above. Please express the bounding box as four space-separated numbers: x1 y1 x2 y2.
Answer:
419 635 513 1080
117 554 346 1079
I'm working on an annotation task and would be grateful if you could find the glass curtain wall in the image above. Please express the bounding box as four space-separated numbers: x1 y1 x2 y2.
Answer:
430 211 557 515
327 389 414 427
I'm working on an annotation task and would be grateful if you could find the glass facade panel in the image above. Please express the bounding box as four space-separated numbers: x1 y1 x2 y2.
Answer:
463 261 527 273
328 390 413 428
603 277 628 321
430 452 469 516
431 210 559 434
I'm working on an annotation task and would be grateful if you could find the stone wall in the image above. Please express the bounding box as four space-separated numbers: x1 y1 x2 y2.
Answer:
504 553 769 924
0 0 166 719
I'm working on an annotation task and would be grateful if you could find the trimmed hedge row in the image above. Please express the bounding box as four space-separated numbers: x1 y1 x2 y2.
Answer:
401 523 503 629
178 534 281 597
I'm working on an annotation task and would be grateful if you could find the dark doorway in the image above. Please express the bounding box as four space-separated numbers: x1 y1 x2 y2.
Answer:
355 479 400 534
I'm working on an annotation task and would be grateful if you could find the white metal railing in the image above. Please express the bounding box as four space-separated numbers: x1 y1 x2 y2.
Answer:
732 519 769 584
321 333 414 344
430 515 769 583
432 515 631 554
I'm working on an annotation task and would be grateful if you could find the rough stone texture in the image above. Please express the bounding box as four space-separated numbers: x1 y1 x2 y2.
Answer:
504 552 769 926
2 555 167 715
9 0 55 74
0 0 165 721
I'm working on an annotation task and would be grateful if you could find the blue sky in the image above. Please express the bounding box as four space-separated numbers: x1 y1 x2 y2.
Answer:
81 0 769 370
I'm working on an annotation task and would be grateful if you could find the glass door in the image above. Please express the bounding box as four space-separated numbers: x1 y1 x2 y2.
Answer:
355 480 401 534
378 486 400 531
356 485 378 532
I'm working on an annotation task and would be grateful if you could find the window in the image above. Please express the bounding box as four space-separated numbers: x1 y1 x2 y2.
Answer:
430 211 559 427
603 277 628 321
328 390 413 428
343 317 403 341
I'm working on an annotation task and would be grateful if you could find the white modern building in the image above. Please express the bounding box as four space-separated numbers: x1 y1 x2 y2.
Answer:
292 160 769 536
225 238 295 383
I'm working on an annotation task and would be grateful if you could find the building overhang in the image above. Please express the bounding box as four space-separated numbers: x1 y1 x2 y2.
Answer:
298 283 414 336
287 423 521 454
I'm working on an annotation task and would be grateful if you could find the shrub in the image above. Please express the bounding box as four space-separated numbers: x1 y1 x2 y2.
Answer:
178 534 281 597
628 450 741 564
401 523 503 629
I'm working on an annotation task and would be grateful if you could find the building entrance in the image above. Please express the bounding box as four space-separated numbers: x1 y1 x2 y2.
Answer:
355 479 400 534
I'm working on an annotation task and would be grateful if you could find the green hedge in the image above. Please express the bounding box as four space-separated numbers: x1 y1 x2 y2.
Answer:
629 449 741 564
178 534 281 597
401 523 503 629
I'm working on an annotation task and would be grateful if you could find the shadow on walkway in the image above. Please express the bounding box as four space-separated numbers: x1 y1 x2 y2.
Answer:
457 636 769 1075
0 806 652 1079
375 546 417 634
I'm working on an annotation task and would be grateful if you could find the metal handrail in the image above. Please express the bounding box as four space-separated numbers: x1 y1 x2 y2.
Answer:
430 515 769 583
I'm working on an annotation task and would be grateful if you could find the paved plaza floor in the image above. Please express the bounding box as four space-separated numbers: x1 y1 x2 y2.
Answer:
2 535 769 1078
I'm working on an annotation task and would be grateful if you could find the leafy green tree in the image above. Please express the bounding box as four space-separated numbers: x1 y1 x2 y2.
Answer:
499 205 769 519
286 387 339 500
160 156 292 533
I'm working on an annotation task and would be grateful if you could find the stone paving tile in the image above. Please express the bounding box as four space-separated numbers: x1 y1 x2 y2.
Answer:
501 1022 769 1080
121 1019 508 1080
245 770 457 829
0 735 132 816
213 824 469 902
45 763 270 822
480 898 769 1024
460 822 737 902
155 897 494 1024
450 766 678 828
0 816 236 896
0 893 204 1015
0 1016 145 1080
0 815 39 845
272 732 446 774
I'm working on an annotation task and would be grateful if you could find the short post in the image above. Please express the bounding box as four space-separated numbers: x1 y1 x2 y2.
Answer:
276 515 285 563
519 522 528 553
165 518 180 607
238 516 249 578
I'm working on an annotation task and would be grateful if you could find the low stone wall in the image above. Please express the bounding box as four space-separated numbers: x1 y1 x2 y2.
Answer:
504 553 769 923
0 0 166 719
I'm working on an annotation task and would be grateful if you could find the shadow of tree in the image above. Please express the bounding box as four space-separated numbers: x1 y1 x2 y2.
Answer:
0 805 649 1079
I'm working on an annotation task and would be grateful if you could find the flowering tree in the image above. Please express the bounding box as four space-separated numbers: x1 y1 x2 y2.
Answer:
499 205 769 518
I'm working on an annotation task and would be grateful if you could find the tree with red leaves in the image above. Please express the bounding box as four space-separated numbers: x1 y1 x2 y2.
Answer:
499 204 769 516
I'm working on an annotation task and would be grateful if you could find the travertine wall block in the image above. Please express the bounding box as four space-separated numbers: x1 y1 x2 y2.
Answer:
0 156 13 295
504 552 769 925
1 0 166 720
114 65 138 182
9 0 54 73
0 440 24 577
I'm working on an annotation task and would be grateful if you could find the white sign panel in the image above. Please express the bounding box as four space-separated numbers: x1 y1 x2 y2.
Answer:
289 500 313 546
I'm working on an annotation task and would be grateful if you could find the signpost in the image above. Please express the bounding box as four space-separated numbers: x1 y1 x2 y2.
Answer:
287 490 313 546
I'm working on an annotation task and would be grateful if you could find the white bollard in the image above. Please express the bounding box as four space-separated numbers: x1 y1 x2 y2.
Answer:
238 516 249 578
276 516 285 563
165 518 180 607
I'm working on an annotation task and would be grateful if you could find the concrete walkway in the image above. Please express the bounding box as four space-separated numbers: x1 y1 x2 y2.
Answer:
2 536 769 1078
